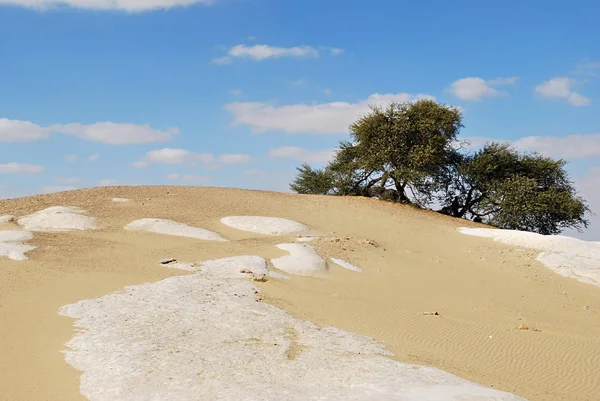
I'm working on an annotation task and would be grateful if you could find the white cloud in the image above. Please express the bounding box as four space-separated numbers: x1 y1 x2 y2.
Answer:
53 122 176 145
0 118 49 142
41 185 76 194
512 134 600 159
63 154 99 163
535 77 591 106
218 154 252 164
230 89 243 96
0 0 215 12
571 60 600 77
448 76 518 101
133 148 215 168
487 77 519 85
323 88 332 96
0 163 45 174
146 148 195 164
98 179 119 186
166 173 211 183
135 148 252 168
230 44 318 60
459 133 600 160
329 47 345 56
214 44 331 64
1 119 176 145
269 147 337 163
54 177 81 184
225 93 435 134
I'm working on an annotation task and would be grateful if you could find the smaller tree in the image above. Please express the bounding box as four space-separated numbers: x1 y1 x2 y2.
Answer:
290 163 333 195
439 142 590 235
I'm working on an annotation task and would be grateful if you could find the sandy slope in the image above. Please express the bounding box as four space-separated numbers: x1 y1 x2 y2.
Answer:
0 186 599 401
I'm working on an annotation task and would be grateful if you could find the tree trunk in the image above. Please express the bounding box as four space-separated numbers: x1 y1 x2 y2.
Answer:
396 183 410 202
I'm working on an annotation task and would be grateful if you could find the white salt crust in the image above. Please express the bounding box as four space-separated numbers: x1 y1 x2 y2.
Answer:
0 215 15 224
162 255 290 279
459 227 600 287
271 243 328 277
221 216 310 235
59 255 525 401
330 257 363 272
295 236 317 242
17 206 96 232
124 218 228 242
0 230 36 260
111 198 131 203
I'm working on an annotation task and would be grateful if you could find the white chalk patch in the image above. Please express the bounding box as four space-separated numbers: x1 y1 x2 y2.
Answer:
160 256 290 279
124 218 228 242
18 206 96 232
200 255 269 278
271 243 327 276
0 215 15 224
330 257 363 272
0 230 36 261
296 236 317 242
221 216 310 235
59 255 524 401
111 198 131 203
459 227 600 288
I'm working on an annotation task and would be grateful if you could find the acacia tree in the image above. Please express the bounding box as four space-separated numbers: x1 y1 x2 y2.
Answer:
290 100 591 235
290 99 463 203
348 99 463 202
438 143 590 234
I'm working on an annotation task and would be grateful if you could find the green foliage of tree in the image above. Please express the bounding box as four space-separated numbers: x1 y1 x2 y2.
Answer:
289 163 333 195
348 99 463 202
289 100 591 235
441 143 590 234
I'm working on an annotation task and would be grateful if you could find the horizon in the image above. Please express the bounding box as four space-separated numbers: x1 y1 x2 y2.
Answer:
1 0 599 240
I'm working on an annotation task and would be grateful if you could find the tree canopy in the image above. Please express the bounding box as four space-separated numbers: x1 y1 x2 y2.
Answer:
289 99 591 235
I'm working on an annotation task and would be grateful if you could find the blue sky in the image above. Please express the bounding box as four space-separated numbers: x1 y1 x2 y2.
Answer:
1 0 599 239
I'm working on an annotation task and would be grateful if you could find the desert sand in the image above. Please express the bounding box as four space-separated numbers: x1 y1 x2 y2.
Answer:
0 186 599 400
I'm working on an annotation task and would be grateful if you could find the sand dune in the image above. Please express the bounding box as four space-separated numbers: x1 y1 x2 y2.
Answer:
459 227 600 287
1 186 599 401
